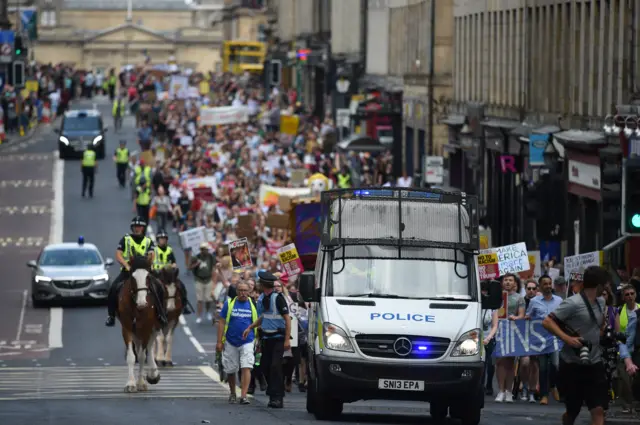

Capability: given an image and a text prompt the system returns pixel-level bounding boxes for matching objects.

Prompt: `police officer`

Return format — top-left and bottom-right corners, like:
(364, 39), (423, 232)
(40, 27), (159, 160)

(135, 176), (152, 226)
(153, 229), (192, 315)
(337, 166), (351, 189)
(113, 140), (129, 188)
(134, 159), (152, 186)
(81, 146), (97, 198)
(105, 216), (166, 327)
(243, 271), (291, 408)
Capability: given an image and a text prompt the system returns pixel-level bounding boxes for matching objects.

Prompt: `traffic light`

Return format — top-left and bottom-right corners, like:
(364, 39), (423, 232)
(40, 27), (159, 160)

(14, 35), (27, 58)
(624, 158), (640, 234)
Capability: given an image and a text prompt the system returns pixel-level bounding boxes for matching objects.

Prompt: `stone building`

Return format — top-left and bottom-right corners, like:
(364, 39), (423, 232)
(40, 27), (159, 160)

(33, 0), (226, 71)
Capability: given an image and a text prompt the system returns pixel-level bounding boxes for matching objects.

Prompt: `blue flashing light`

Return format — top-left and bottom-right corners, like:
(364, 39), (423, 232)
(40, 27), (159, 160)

(353, 189), (395, 197)
(416, 345), (428, 351)
(78, 236), (85, 245)
(352, 189), (442, 200)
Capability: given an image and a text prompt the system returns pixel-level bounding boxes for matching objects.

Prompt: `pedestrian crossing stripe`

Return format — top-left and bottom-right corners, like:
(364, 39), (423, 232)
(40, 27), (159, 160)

(0, 366), (230, 401)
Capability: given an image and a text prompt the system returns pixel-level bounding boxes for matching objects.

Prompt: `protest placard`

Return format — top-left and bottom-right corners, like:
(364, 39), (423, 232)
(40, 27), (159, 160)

(277, 243), (305, 277)
(563, 251), (603, 279)
(179, 226), (207, 252)
(477, 242), (530, 279)
(228, 238), (253, 270)
(493, 319), (563, 357)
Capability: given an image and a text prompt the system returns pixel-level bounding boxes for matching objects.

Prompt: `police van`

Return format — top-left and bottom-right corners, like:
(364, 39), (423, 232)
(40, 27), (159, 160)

(56, 109), (108, 159)
(298, 188), (501, 425)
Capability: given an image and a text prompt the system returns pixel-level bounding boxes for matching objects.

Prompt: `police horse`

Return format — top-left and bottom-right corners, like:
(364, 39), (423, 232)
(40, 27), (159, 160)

(117, 255), (162, 392)
(155, 266), (184, 367)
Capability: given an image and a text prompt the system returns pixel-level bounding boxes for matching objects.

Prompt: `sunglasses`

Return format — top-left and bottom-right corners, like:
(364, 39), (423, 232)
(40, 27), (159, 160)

(526, 287), (537, 291)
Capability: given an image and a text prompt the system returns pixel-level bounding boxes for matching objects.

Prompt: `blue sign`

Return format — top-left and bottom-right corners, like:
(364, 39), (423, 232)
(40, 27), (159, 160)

(529, 134), (549, 167)
(0, 30), (15, 46)
(370, 313), (435, 323)
(539, 240), (561, 263)
(20, 10), (35, 30)
(493, 319), (563, 357)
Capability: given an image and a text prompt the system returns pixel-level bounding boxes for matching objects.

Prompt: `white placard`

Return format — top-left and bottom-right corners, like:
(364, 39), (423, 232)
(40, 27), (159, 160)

(178, 226), (207, 252)
(478, 242), (531, 276)
(563, 251), (602, 279)
(424, 156), (444, 184)
(199, 106), (250, 126)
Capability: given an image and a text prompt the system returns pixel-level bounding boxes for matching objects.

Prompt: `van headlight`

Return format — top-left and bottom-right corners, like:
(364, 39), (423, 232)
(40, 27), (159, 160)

(322, 322), (354, 352)
(92, 135), (103, 145)
(451, 328), (480, 357)
(59, 136), (69, 145)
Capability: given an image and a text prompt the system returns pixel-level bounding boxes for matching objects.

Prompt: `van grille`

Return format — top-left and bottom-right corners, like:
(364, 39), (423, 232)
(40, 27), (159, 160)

(354, 334), (450, 360)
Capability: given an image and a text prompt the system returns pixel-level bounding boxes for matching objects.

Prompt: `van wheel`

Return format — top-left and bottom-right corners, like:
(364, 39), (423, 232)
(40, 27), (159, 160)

(429, 402), (448, 421)
(452, 391), (482, 425)
(310, 376), (343, 420)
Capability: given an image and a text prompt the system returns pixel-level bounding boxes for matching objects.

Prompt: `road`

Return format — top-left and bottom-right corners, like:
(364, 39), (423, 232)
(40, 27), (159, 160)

(0, 97), (621, 424)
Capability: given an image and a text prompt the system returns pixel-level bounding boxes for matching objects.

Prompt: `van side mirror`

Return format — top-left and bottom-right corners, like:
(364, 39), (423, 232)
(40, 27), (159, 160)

(481, 280), (503, 310)
(26, 260), (37, 269)
(104, 258), (114, 266)
(299, 271), (317, 302)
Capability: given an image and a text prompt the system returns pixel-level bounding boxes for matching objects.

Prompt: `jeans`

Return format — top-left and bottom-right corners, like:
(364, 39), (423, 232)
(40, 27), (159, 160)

(484, 340), (496, 389)
(539, 351), (559, 396)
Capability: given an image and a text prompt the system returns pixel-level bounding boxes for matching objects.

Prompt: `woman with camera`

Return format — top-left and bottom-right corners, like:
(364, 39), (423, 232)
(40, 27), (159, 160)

(542, 266), (611, 425)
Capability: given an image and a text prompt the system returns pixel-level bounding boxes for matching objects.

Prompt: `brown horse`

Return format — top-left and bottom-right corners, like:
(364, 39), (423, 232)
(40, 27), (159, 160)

(155, 266), (184, 367)
(117, 255), (162, 392)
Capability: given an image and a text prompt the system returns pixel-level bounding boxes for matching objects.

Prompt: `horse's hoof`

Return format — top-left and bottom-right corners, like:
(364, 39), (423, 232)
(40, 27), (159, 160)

(136, 381), (148, 391)
(165, 361), (174, 367)
(124, 385), (137, 393)
(158, 360), (165, 367)
(146, 374), (161, 385)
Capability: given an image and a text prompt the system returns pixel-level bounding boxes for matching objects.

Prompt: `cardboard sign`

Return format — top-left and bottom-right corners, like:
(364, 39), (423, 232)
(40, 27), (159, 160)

(236, 215), (254, 239)
(266, 213), (290, 229)
(477, 242), (530, 279)
(277, 243), (304, 278)
(563, 251), (603, 279)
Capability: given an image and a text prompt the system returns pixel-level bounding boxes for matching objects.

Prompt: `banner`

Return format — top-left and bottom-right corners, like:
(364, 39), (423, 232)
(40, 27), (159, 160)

(493, 319), (563, 358)
(563, 251), (603, 279)
(184, 176), (219, 199)
(529, 134), (549, 167)
(477, 242), (530, 280)
(259, 184), (311, 207)
(277, 243), (304, 278)
(199, 106), (250, 126)
(293, 203), (322, 256)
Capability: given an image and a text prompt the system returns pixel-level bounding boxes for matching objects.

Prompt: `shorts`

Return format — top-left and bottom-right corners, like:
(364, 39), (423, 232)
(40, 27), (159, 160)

(195, 280), (213, 302)
(222, 341), (255, 374)
(558, 360), (609, 415)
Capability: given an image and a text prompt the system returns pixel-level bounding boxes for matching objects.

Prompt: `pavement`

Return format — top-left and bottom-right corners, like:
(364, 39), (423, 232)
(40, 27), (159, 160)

(0, 95), (635, 424)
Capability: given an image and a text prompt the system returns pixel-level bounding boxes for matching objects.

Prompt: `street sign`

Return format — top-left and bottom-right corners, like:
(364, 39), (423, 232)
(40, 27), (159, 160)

(0, 30), (14, 64)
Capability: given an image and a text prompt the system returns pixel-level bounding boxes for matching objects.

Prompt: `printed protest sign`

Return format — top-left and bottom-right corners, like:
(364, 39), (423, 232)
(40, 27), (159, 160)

(228, 238), (252, 270)
(179, 226), (207, 252)
(518, 251), (542, 280)
(493, 319), (563, 357)
(277, 243), (304, 277)
(563, 251), (603, 279)
(477, 242), (530, 279)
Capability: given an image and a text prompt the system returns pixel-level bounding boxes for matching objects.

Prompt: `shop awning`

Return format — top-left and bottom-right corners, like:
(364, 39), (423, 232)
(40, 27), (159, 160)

(337, 136), (388, 153)
(442, 115), (465, 126)
(515, 124), (562, 143)
(553, 130), (606, 146)
(481, 118), (520, 130)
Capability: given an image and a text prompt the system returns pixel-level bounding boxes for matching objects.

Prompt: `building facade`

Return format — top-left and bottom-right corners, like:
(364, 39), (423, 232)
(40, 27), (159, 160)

(34, 0), (224, 71)
(446, 0), (639, 263)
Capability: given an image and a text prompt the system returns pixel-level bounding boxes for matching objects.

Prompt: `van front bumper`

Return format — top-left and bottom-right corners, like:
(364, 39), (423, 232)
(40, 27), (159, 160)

(314, 354), (484, 403)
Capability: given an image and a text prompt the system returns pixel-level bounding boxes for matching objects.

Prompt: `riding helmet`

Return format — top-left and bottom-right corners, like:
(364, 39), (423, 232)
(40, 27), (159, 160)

(156, 230), (169, 240)
(130, 216), (147, 231)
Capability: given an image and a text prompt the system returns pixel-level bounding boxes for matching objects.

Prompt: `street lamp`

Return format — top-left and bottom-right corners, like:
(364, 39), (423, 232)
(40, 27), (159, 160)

(603, 114), (622, 135)
(623, 116), (638, 138)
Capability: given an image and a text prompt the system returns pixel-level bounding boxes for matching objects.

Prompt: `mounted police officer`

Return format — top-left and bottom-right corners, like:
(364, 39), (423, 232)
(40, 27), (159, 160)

(105, 216), (167, 327)
(153, 229), (192, 315)
(243, 271), (291, 408)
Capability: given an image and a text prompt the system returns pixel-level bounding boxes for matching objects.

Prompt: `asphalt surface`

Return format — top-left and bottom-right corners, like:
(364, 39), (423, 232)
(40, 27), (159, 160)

(0, 96), (628, 424)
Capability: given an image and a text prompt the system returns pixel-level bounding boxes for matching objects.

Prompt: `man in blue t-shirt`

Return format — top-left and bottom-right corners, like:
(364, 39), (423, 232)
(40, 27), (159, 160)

(217, 282), (257, 405)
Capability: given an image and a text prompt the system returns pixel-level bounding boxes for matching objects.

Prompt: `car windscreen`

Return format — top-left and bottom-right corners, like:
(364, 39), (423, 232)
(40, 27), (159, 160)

(63, 116), (101, 132)
(39, 249), (102, 266)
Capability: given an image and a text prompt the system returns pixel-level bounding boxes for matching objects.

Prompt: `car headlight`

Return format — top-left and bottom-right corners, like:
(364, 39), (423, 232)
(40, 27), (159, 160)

(451, 328), (480, 357)
(35, 275), (52, 284)
(92, 135), (103, 145)
(59, 136), (69, 145)
(322, 322), (354, 352)
(93, 273), (109, 284)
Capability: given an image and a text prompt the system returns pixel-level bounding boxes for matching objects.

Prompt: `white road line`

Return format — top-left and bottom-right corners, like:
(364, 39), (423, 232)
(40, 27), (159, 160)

(178, 315), (206, 354)
(15, 290), (27, 343)
(48, 150), (65, 349)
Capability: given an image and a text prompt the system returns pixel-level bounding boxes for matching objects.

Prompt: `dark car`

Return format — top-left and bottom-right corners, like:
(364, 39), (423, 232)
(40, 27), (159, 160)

(55, 109), (108, 159)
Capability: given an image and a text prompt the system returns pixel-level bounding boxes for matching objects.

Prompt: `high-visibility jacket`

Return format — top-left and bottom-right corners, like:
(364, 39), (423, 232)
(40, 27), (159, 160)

(337, 173), (351, 188)
(115, 147), (129, 164)
(82, 150), (96, 167)
(112, 99), (124, 117)
(223, 297), (258, 344)
(153, 246), (173, 270)
(134, 165), (151, 185)
(136, 186), (151, 206)
(122, 235), (152, 264)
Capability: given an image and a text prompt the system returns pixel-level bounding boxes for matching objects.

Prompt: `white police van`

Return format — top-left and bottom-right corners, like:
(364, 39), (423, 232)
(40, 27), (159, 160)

(298, 188), (502, 424)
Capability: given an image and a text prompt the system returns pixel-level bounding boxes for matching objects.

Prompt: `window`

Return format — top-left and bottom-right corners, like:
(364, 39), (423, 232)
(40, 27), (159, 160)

(62, 116), (101, 132)
(40, 249), (102, 266)
(40, 10), (56, 27)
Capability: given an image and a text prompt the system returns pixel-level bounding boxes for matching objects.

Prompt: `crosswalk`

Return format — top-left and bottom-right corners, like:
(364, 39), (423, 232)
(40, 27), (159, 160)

(0, 366), (229, 400)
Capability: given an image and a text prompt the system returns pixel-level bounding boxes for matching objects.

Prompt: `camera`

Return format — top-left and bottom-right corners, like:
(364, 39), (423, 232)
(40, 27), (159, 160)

(602, 328), (627, 345)
(576, 338), (592, 365)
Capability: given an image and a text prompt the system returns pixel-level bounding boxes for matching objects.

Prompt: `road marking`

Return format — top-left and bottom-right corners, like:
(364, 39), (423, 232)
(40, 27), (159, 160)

(15, 290), (27, 343)
(0, 180), (51, 188)
(178, 315), (206, 354)
(48, 150), (64, 350)
(24, 324), (43, 334)
(0, 237), (46, 247)
(0, 206), (52, 215)
(0, 154), (52, 161)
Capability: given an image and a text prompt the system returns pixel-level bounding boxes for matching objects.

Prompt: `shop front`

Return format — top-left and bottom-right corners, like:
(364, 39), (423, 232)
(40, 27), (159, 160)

(553, 131), (607, 255)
